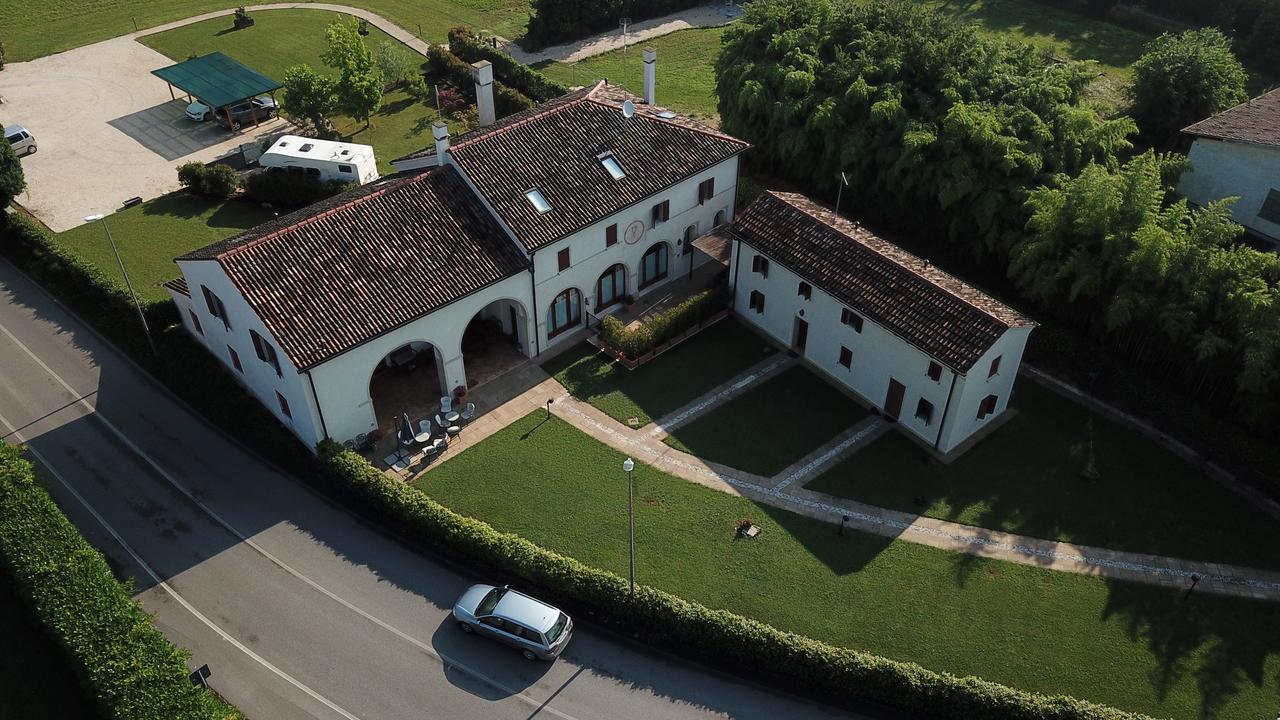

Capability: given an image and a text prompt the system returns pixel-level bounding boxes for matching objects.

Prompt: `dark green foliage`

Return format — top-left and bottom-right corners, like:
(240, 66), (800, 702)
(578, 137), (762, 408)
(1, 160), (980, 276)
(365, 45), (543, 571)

(0, 444), (232, 720)
(177, 162), (240, 198)
(281, 63), (339, 131)
(425, 45), (534, 116)
(323, 18), (384, 126)
(314, 442), (1155, 720)
(598, 287), (730, 359)
(243, 171), (352, 207)
(524, 0), (706, 49)
(1128, 29), (1248, 149)
(1131, 0), (1280, 72)
(0, 139), (25, 209)
(716, 0), (1135, 256)
(446, 26), (571, 102)
(1012, 151), (1280, 427)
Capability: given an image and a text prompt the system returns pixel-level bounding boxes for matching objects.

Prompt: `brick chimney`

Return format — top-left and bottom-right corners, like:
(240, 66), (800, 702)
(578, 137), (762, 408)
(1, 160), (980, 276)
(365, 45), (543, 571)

(473, 60), (496, 127)
(643, 48), (656, 105)
(432, 121), (449, 166)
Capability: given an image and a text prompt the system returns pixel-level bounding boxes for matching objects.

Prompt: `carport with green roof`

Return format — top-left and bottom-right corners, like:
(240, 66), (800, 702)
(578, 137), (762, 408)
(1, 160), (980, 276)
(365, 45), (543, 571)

(151, 52), (281, 129)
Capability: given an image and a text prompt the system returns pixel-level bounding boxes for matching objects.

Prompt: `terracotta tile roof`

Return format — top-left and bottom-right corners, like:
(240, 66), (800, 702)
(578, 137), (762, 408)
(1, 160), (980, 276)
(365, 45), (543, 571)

(396, 82), (748, 252)
(732, 192), (1034, 372)
(177, 167), (529, 369)
(1182, 88), (1280, 147)
(162, 276), (190, 297)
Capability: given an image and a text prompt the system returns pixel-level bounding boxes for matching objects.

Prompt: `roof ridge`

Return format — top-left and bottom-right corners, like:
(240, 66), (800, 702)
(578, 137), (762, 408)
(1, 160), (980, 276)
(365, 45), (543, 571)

(451, 81), (603, 152)
(765, 191), (1026, 328)
(582, 92), (744, 145)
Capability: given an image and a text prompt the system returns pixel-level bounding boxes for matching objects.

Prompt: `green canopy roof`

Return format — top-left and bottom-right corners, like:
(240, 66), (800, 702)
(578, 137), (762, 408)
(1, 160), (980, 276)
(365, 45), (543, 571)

(151, 52), (280, 109)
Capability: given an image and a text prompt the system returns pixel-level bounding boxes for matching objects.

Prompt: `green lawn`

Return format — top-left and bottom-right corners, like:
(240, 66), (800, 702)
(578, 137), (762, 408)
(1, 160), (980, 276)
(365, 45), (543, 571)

(805, 380), (1280, 570)
(1, 0), (529, 63)
(663, 365), (868, 477)
(0, 581), (102, 719)
(50, 194), (276, 303)
(541, 318), (776, 427)
(417, 411), (1280, 720)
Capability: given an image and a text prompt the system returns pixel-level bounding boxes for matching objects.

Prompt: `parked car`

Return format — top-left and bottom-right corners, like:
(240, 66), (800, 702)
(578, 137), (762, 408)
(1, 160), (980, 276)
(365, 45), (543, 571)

(452, 584), (573, 661)
(187, 96), (277, 128)
(185, 99), (214, 122)
(4, 124), (36, 156)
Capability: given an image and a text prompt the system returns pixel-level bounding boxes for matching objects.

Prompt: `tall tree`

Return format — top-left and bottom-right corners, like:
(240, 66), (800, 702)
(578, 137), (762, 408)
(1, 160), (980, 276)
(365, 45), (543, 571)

(1128, 28), (1248, 149)
(323, 18), (385, 127)
(280, 64), (339, 132)
(0, 140), (25, 209)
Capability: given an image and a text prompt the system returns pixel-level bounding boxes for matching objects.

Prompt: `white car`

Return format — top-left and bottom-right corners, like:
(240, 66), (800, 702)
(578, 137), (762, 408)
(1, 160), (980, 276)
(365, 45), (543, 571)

(186, 99), (214, 122)
(186, 96), (277, 123)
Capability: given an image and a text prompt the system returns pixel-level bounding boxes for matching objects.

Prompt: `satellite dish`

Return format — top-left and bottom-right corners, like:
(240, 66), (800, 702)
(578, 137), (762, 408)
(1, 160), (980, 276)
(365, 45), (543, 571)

(621, 99), (635, 119)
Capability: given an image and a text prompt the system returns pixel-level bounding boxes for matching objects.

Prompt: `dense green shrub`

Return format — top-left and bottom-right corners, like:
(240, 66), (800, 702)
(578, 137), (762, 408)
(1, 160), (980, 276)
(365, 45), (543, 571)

(426, 46), (535, 117)
(598, 287), (730, 359)
(446, 27), (571, 102)
(178, 163), (240, 198)
(0, 444), (233, 720)
(1130, 0), (1280, 71)
(0, 137), (25, 209)
(314, 442), (1154, 720)
(177, 161), (206, 192)
(243, 170), (352, 208)
(1128, 29), (1248, 148)
(524, 0), (706, 49)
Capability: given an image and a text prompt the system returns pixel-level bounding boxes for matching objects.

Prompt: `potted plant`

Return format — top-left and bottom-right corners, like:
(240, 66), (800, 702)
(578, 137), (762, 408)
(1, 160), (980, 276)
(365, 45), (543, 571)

(452, 384), (469, 404)
(736, 518), (759, 538)
(233, 6), (254, 28)
(358, 18), (370, 35)
(621, 294), (636, 311)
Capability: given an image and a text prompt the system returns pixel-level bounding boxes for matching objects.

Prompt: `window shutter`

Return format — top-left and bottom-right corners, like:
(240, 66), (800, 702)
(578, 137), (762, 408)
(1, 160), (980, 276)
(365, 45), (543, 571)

(228, 346), (242, 373)
(276, 391), (292, 420)
(706, 177), (714, 199)
(606, 223), (618, 247)
(189, 310), (203, 335)
(839, 346), (852, 368)
(756, 291), (765, 313)
(798, 282), (811, 299)
(928, 361), (942, 381)
(250, 330), (266, 361)
(558, 248), (571, 271)
(661, 200), (670, 222)
(989, 355), (1001, 378)
(202, 286), (218, 316)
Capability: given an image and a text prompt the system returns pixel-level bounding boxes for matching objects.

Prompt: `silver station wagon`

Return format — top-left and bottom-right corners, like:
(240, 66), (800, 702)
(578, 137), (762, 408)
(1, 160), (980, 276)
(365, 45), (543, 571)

(452, 584), (573, 661)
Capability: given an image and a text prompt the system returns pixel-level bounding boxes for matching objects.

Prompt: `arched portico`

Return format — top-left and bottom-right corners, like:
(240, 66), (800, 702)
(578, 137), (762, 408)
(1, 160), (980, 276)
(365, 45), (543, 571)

(461, 297), (532, 388)
(367, 340), (446, 441)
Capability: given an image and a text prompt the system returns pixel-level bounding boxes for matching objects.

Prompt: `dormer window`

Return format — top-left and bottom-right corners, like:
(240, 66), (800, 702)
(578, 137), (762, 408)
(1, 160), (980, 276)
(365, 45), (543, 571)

(599, 153), (625, 180)
(525, 188), (552, 214)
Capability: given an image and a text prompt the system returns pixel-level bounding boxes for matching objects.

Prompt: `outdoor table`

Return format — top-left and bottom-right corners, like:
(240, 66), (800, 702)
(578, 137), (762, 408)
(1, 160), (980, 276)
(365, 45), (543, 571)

(445, 411), (461, 424)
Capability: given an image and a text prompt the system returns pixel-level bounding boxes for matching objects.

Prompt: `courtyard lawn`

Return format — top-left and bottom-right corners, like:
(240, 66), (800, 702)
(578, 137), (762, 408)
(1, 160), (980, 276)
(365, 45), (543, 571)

(49, 194), (276, 303)
(804, 380), (1280, 570)
(541, 318), (776, 427)
(417, 411), (1280, 720)
(663, 365), (868, 477)
(0, 581), (102, 719)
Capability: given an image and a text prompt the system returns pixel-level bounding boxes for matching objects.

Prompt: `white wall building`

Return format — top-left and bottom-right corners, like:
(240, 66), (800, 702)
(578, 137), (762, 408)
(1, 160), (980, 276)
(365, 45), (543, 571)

(1178, 88), (1280, 249)
(726, 192), (1036, 455)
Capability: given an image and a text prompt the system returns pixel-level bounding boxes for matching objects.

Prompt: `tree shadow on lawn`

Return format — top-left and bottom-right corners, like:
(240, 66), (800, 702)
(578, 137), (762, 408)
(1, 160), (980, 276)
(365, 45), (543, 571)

(750, 501), (899, 576)
(1101, 579), (1280, 719)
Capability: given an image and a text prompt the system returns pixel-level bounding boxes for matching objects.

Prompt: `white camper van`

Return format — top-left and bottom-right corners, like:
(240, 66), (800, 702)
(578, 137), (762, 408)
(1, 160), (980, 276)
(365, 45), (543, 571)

(259, 135), (379, 185)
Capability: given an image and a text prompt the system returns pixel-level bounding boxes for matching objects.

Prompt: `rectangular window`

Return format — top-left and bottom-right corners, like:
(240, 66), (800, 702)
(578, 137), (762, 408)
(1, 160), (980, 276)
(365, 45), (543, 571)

(683, 223), (698, 244)
(251, 330), (282, 377)
(525, 187), (552, 214)
(557, 248), (571, 272)
(751, 254), (769, 277)
(650, 200), (669, 228)
(927, 361), (942, 382)
(798, 281), (812, 300)
(697, 177), (715, 205)
(1259, 188), (1280, 224)
(915, 398), (934, 425)
(188, 310), (203, 336)
(841, 308), (863, 333)
(228, 346), (242, 373)
(337, 164), (353, 174)
(977, 394), (998, 420)
(605, 223), (618, 247)
(201, 286), (230, 330)
(989, 355), (1001, 378)
(838, 346), (852, 369)
(276, 391), (292, 420)
(748, 290), (765, 314)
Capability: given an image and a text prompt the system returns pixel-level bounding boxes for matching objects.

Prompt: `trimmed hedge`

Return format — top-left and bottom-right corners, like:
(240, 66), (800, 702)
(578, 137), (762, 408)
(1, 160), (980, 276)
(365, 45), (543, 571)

(315, 442), (1154, 720)
(599, 287), (730, 359)
(0, 444), (232, 720)
(446, 27), (571, 102)
(426, 45), (535, 118)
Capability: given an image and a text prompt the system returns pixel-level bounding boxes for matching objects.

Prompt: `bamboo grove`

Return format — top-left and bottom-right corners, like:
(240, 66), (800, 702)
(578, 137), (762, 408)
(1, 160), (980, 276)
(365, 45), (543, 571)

(715, 0), (1280, 430)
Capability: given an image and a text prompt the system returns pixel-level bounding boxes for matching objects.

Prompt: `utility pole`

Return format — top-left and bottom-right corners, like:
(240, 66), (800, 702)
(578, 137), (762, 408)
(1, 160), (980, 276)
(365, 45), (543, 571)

(834, 171), (848, 215)
(86, 213), (155, 355)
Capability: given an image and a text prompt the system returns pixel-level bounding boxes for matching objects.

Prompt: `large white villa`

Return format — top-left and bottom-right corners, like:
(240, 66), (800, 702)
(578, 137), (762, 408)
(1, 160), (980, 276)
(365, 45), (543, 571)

(165, 58), (1033, 454)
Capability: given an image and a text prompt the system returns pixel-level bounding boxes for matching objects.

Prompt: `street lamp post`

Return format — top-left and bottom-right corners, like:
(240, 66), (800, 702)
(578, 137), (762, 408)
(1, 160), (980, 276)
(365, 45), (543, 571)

(622, 457), (635, 595)
(86, 213), (155, 355)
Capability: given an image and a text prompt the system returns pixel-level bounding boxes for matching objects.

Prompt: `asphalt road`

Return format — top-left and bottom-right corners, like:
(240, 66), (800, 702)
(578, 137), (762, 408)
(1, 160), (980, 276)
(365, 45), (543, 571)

(0, 257), (867, 720)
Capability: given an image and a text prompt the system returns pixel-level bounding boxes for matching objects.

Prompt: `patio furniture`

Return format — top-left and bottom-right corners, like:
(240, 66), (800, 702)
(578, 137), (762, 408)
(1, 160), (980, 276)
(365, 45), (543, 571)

(435, 413), (448, 431)
(440, 395), (453, 414)
(423, 434), (447, 458)
(388, 345), (417, 371)
(460, 402), (476, 422)
(444, 410), (461, 424)
(414, 419), (433, 445)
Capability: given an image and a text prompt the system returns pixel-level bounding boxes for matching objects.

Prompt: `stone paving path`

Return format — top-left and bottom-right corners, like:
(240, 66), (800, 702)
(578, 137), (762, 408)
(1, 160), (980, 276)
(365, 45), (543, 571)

(401, 356), (1280, 600)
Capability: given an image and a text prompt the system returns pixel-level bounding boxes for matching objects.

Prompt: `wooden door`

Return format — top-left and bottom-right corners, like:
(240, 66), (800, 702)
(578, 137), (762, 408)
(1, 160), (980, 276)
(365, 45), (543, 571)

(884, 378), (906, 421)
(792, 317), (809, 353)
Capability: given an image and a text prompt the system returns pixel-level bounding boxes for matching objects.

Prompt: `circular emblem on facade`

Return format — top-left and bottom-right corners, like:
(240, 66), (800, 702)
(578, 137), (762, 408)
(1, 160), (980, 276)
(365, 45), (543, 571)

(623, 220), (645, 245)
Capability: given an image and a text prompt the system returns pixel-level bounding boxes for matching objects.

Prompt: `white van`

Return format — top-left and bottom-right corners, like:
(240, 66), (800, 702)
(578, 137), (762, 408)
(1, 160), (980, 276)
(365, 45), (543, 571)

(5, 125), (36, 156)
(259, 135), (379, 185)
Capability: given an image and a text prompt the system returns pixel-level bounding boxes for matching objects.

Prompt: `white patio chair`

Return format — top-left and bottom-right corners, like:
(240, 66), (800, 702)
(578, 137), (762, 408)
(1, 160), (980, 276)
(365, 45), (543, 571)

(460, 402), (476, 422)
(435, 413), (448, 431)
(440, 395), (453, 414)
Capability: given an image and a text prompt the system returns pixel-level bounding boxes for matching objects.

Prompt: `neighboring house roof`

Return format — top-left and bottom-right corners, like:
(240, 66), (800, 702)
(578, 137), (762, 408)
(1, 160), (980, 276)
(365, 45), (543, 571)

(150, 52), (280, 110)
(177, 166), (530, 369)
(731, 192), (1034, 372)
(395, 82), (749, 252)
(163, 276), (190, 298)
(1182, 88), (1280, 147)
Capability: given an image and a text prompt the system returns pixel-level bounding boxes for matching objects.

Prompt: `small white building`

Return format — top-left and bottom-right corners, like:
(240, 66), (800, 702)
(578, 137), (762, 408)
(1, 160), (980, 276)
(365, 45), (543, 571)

(1178, 88), (1280, 249)
(260, 135), (380, 184)
(726, 192), (1036, 456)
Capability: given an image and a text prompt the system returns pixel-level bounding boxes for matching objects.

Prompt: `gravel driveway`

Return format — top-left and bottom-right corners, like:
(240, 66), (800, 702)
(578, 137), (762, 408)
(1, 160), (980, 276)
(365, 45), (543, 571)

(0, 35), (288, 232)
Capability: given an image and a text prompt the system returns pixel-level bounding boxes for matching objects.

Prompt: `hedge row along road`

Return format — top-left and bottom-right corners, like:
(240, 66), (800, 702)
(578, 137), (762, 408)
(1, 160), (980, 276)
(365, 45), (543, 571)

(0, 256), (867, 719)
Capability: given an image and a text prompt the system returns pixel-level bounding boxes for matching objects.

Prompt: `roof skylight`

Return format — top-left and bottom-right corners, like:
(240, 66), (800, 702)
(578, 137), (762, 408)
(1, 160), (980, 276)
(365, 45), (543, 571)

(599, 153), (626, 180)
(525, 188), (552, 213)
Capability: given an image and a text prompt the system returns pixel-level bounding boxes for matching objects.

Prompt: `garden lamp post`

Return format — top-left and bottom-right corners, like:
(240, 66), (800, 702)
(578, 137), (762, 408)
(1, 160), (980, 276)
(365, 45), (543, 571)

(1082, 370), (1099, 481)
(622, 457), (636, 595)
(85, 213), (155, 355)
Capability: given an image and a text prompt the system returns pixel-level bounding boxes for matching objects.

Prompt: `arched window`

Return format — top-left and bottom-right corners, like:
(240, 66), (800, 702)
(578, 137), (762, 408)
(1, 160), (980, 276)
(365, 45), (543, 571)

(595, 264), (627, 310)
(547, 288), (582, 338)
(640, 242), (669, 289)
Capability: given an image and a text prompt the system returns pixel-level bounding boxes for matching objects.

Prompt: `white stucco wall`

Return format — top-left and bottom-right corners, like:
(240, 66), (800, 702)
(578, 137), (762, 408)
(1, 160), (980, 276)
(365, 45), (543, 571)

(175, 259), (323, 449)
(1179, 138), (1280, 240)
(730, 241), (1031, 453)
(529, 156), (739, 350)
